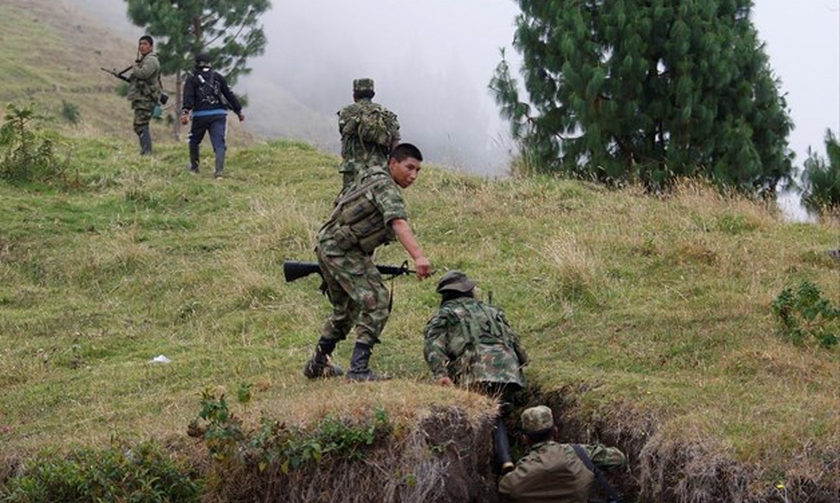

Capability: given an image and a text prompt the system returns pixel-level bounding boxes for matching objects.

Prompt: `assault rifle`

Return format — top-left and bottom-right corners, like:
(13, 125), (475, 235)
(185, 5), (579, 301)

(100, 65), (132, 83)
(284, 260), (415, 284)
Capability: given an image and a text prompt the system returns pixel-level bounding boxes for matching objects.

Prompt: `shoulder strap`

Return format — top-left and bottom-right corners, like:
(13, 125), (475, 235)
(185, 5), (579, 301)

(571, 444), (623, 503)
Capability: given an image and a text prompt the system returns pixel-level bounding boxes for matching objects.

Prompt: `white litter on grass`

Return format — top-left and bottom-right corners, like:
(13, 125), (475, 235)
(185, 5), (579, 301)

(149, 355), (171, 364)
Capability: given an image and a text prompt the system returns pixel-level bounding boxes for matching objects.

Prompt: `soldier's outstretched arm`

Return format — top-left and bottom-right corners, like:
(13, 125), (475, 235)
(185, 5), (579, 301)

(391, 218), (431, 279)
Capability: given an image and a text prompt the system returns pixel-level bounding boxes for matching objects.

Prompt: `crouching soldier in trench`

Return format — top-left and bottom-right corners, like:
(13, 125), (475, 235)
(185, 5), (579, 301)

(303, 143), (432, 381)
(423, 271), (528, 473)
(499, 405), (626, 503)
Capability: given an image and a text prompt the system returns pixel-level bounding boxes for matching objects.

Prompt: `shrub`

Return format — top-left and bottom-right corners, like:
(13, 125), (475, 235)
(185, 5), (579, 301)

(0, 103), (69, 184)
(60, 100), (80, 124)
(772, 281), (839, 348)
(0, 442), (200, 501)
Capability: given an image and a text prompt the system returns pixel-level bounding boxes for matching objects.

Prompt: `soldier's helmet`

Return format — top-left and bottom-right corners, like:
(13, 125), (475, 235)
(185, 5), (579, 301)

(353, 78), (375, 94)
(521, 405), (554, 433)
(436, 270), (477, 294)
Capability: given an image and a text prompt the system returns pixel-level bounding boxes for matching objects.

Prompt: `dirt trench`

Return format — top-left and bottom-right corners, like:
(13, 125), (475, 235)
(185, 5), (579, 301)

(206, 385), (839, 503)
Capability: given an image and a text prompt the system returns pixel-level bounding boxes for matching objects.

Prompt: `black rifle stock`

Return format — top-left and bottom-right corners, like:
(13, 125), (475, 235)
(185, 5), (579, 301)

(100, 66), (132, 83)
(283, 260), (414, 283)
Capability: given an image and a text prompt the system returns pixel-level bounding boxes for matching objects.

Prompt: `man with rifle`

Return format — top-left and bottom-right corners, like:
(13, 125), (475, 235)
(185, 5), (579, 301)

(423, 270), (529, 474)
(124, 35), (162, 155)
(303, 143), (432, 381)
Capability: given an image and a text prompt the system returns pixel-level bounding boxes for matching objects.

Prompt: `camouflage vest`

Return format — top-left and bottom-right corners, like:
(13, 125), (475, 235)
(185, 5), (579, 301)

(440, 298), (526, 387)
(327, 174), (395, 254)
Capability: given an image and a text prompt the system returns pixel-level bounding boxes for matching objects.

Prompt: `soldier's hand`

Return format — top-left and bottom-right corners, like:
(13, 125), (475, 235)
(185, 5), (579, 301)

(237, 113), (245, 122)
(414, 256), (432, 280)
(179, 113), (189, 125)
(435, 376), (453, 387)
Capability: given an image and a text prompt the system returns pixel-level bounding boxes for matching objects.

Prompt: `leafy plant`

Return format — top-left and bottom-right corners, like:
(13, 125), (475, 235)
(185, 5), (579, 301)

(0, 442), (199, 501)
(189, 388), (391, 474)
(772, 281), (840, 347)
(0, 103), (68, 184)
(60, 100), (80, 124)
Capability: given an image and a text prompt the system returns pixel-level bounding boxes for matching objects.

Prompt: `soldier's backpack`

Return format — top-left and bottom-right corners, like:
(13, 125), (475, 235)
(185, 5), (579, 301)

(342, 104), (394, 149)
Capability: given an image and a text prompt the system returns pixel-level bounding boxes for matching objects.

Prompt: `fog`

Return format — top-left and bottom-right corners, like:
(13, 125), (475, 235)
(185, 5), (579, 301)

(239, 0), (521, 176)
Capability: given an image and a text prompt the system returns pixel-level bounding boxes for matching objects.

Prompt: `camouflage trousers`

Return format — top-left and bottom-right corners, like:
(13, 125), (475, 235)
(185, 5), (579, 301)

(316, 247), (390, 346)
(132, 99), (154, 135)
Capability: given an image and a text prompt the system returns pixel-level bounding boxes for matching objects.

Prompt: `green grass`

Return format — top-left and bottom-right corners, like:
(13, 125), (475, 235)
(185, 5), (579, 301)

(0, 134), (837, 499)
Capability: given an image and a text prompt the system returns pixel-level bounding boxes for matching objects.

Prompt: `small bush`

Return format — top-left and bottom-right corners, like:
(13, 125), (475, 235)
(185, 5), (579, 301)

(60, 100), (80, 124)
(189, 388), (392, 474)
(0, 442), (200, 501)
(0, 103), (69, 184)
(772, 281), (839, 348)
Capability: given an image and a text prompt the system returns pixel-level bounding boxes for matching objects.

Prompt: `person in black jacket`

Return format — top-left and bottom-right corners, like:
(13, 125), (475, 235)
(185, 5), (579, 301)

(180, 53), (244, 179)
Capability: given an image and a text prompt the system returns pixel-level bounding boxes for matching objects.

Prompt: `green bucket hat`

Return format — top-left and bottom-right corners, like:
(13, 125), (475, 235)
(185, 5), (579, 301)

(436, 270), (477, 294)
(521, 405), (554, 433)
(353, 78), (375, 93)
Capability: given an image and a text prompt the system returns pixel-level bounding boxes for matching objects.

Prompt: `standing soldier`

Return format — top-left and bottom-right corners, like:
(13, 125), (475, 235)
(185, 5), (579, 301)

(423, 271), (529, 473)
(127, 35), (161, 155)
(336, 78), (400, 196)
(499, 405), (626, 502)
(179, 52), (245, 180)
(303, 143), (432, 381)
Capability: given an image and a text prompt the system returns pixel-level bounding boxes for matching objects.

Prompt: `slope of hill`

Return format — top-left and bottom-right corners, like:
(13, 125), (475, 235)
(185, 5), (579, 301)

(0, 132), (837, 501)
(0, 0), (252, 146)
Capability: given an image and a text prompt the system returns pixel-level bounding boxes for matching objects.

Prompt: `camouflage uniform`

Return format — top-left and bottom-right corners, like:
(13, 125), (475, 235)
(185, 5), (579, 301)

(127, 51), (161, 154)
(316, 164), (408, 347)
(424, 271), (528, 473)
(337, 78), (400, 194)
(499, 406), (627, 503)
(423, 294), (528, 389)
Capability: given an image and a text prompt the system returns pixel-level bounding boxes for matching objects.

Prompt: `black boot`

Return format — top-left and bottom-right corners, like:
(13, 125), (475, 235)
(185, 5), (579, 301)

(346, 342), (389, 381)
(303, 337), (343, 379)
(138, 127), (152, 155)
(188, 143), (200, 173)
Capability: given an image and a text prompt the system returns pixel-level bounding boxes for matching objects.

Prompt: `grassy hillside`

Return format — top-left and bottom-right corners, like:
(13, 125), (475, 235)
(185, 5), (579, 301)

(0, 0), (250, 146)
(0, 132), (837, 500)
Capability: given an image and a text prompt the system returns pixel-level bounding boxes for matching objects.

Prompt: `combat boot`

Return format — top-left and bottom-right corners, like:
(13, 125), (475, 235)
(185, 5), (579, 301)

(303, 337), (344, 379)
(346, 342), (390, 381)
(138, 127), (152, 155)
(188, 143), (200, 173)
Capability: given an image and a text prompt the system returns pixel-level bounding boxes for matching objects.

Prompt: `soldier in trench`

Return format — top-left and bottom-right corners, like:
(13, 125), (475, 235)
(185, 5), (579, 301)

(423, 270), (528, 473)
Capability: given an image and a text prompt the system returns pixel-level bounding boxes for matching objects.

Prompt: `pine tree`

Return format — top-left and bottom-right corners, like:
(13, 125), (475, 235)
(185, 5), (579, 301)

(801, 129), (840, 212)
(491, 0), (793, 193)
(124, 0), (270, 138)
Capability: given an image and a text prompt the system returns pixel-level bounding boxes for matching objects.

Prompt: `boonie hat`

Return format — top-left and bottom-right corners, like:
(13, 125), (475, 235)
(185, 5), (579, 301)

(436, 270), (477, 294)
(521, 405), (554, 433)
(353, 78), (375, 93)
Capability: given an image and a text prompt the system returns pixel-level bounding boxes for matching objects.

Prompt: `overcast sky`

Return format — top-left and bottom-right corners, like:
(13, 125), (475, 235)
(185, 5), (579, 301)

(241, 1), (839, 180)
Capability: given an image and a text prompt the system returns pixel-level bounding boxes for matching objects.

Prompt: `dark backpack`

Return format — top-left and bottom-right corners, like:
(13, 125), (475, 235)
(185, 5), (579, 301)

(194, 71), (222, 107)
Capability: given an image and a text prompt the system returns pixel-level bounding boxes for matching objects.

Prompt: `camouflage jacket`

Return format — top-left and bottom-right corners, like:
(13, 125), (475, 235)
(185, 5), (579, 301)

(498, 441), (626, 503)
(337, 99), (400, 174)
(423, 297), (528, 387)
(317, 165), (407, 256)
(127, 52), (161, 103)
